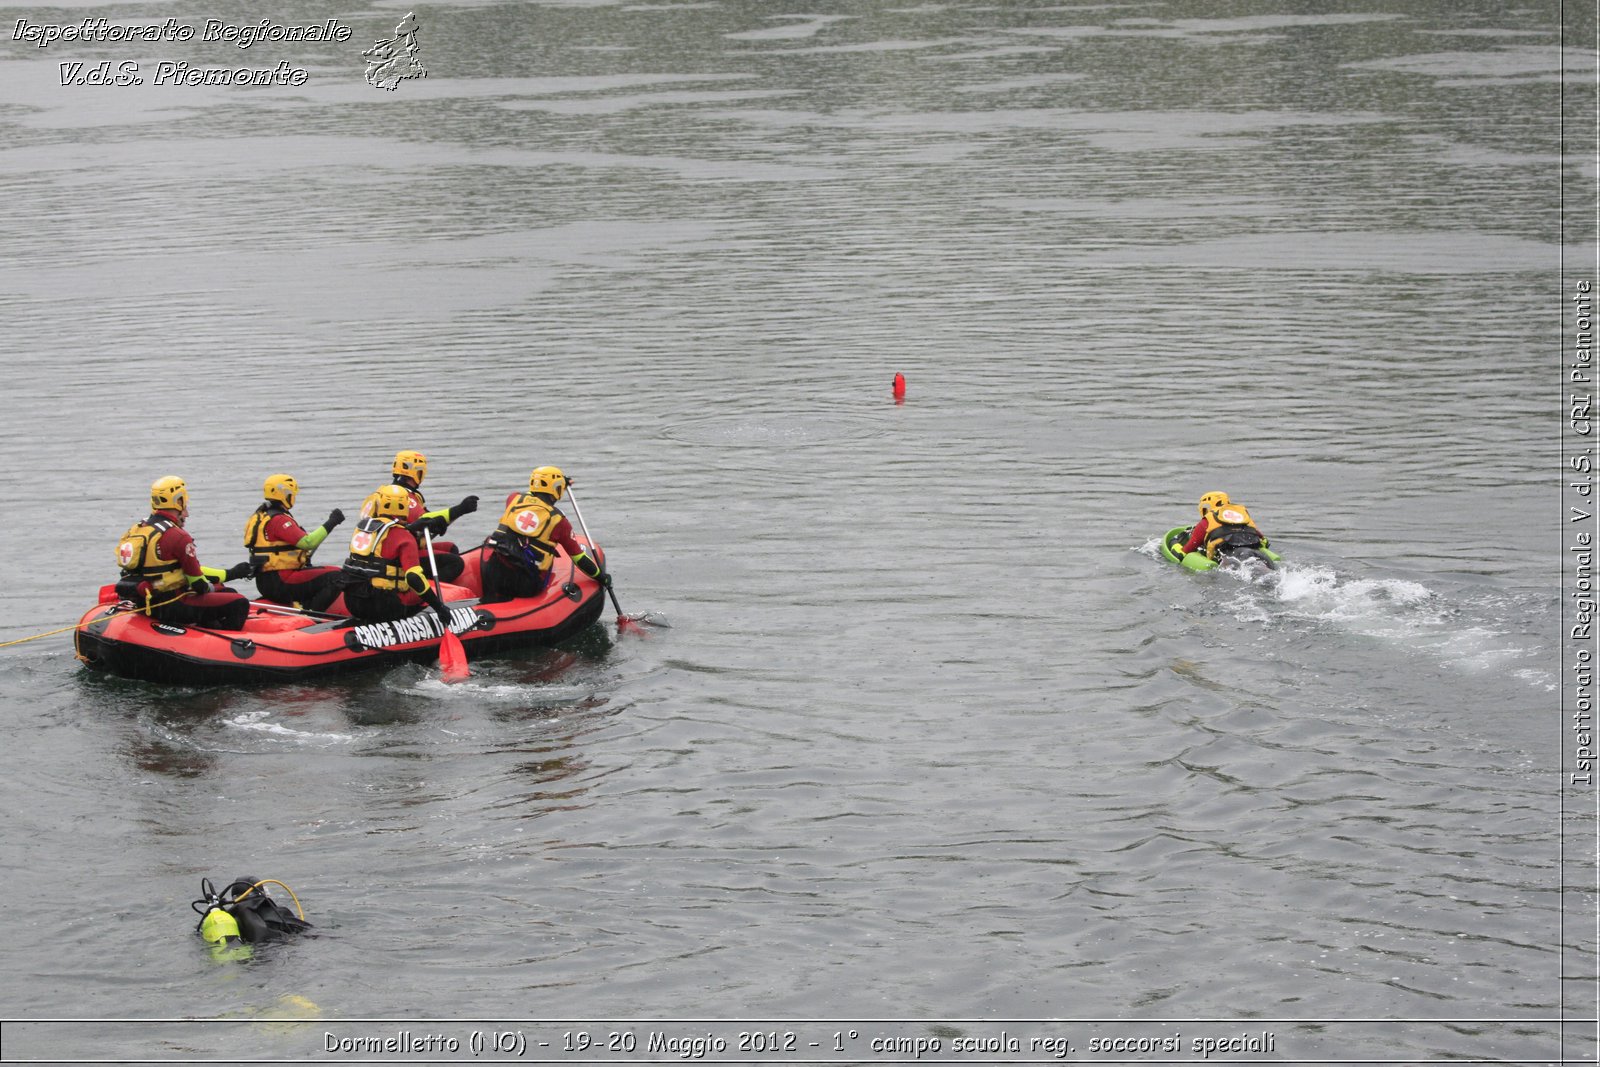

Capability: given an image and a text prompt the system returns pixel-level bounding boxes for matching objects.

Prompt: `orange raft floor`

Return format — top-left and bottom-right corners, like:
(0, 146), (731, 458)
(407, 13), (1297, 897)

(75, 544), (605, 685)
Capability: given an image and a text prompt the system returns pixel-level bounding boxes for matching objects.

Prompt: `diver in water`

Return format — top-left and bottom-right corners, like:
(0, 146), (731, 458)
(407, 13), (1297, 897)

(193, 876), (313, 960)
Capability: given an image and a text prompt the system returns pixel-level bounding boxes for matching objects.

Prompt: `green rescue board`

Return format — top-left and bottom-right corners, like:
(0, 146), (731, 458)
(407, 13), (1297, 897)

(1159, 527), (1281, 572)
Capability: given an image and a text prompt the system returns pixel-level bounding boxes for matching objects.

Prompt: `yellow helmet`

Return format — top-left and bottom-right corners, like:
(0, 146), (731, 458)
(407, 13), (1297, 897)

(263, 473), (298, 509)
(199, 908), (241, 944)
(392, 450), (427, 485)
(151, 475), (189, 513)
(1198, 491), (1230, 515)
(528, 466), (568, 501)
(372, 483), (413, 519)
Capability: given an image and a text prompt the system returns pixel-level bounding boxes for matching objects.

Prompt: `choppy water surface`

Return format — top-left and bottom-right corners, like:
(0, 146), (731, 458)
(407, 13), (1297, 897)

(0, 0), (1593, 1062)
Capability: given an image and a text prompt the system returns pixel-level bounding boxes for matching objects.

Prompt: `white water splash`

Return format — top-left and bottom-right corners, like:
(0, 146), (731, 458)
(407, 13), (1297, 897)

(226, 709), (355, 745)
(1268, 563), (1438, 625)
(397, 674), (593, 706)
(1224, 562), (1552, 689)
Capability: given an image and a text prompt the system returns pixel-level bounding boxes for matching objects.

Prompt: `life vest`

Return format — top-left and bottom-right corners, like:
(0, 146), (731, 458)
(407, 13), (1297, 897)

(341, 517), (406, 591)
(488, 494), (562, 573)
(116, 516), (186, 594)
(243, 504), (309, 572)
(1203, 503), (1264, 559)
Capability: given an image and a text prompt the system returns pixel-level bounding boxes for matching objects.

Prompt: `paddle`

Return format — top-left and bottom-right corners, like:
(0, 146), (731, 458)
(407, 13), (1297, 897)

(424, 528), (469, 680)
(248, 601), (345, 621)
(563, 486), (643, 633)
(103, 580), (348, 622)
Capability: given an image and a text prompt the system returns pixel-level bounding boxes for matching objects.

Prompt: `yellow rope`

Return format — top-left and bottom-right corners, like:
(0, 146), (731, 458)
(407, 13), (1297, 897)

(234, 879), (307, 920)
(0, 591), (189, 648)
(0, 622), (98, 648)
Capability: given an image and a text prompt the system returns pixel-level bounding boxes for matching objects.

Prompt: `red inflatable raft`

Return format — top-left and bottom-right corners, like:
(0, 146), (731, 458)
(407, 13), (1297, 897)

(75, 544), (605, 685)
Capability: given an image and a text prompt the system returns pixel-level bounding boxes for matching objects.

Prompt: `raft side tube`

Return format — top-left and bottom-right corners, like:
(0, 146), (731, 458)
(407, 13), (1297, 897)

(75, 549), (607, 685)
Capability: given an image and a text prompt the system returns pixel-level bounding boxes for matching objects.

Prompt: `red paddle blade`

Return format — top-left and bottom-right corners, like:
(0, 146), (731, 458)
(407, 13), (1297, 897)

(439, 629), (469, 680)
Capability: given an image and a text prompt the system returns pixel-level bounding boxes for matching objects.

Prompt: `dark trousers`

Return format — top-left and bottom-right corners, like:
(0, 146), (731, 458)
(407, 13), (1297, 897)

(479, 552), (549, 604)
(342, 583), (426, 623)
(422, 548), (464, 584)
(255, 567), (344, 613)
(153, 590), (250, 631)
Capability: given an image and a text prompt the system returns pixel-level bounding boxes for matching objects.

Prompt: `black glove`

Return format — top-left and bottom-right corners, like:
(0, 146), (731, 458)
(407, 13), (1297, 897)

(224, 562), (253, 582)
(600, 572), (613, 589)
(323, 508), (345, 531)
(453, 495), (479, 517)
(408, 515), (448, 539)
(422, 588), (451, 628)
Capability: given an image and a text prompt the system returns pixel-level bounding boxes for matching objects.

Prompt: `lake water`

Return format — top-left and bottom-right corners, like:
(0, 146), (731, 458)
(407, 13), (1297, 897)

(0, 0), (1595, 1062)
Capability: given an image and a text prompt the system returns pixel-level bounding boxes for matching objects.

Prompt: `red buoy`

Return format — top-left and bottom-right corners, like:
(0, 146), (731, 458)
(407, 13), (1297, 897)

(892, 372), (906, 401)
